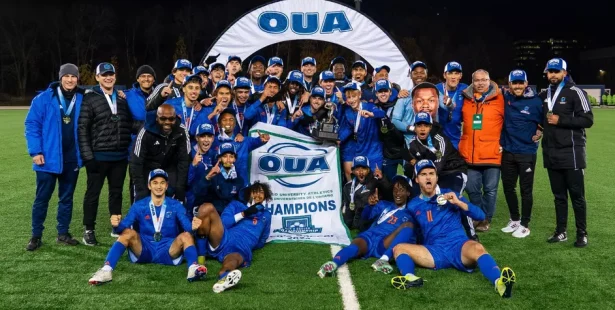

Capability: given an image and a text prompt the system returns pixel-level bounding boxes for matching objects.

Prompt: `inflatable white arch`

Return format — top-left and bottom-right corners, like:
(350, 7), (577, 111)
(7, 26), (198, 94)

(204, 0), (411, 84)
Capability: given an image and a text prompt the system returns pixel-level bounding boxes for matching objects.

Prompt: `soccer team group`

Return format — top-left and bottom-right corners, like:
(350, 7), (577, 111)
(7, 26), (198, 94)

(24, 51), (593, 297)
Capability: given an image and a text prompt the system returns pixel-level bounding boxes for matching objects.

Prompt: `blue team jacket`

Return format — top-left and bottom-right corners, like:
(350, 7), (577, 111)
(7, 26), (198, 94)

(221, 200), (272, 251)
(124, 82), (150, 121)
(501, 87), (543, 154)
(339, 102), (385, 162)
(436, 83), (468, 149)
(25, 82), (83, 173)
(114, 196), (192, 240)
(213, 135), (265, 186)
(164, 97), (210, 143)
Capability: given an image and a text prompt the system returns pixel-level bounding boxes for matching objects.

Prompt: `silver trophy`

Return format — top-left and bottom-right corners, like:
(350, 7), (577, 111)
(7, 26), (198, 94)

(311, 101), (339, 141)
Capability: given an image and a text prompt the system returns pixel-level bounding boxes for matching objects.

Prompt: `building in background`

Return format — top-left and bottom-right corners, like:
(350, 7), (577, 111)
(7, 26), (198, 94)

(514, 38), (584, 86)
(579, 46), (615, 91)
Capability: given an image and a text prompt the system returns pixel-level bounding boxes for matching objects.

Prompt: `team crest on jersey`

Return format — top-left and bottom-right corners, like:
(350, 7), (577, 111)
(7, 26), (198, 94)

(560, 97), (566, 103)
(521, 106), (530, 115)
(231, 186), (237, 194)
(165, 211), (172, 218)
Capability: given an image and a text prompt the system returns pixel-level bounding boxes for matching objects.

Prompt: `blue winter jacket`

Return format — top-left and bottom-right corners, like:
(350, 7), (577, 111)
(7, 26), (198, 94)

(501, 87), (543, 154)
(25, 82), (84, 173)
(436, 83), (468, 149)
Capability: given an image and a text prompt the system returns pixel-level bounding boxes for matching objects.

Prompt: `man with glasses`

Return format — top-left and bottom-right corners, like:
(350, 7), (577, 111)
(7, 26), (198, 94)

(458, 70), (504, 232)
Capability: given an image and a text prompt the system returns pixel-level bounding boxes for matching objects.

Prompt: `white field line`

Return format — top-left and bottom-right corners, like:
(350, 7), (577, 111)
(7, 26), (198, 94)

(330, 245), (360, 310)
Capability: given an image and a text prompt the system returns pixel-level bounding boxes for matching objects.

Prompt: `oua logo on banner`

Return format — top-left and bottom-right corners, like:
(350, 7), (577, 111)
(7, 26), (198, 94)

(249, 123), (351, 246)
(204, 0), (410, 85)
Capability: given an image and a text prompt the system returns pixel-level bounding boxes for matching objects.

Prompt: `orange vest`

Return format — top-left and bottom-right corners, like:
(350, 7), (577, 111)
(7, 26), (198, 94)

(458, 83), (504, 166)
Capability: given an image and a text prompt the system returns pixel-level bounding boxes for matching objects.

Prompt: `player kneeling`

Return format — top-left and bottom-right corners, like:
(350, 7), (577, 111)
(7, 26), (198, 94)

(88, 169), (206, 285)
(194, 181), (272, 293)
(390, 160), (516, 298)
(318, 176), (416, 277)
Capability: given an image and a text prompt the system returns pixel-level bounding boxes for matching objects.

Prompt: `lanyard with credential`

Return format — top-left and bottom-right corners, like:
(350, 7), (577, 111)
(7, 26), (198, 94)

(149, 199), (167, 237)
(264, 102), (277, 124)
(182, 99), (195, 129)
(547, 81), (565, 112)
(103, 91), (117, 115)
(233, 102), (244, 130)
(349, 178), (364, 205)
(57, 87), (77, 117)
(354, 102), (363, 135)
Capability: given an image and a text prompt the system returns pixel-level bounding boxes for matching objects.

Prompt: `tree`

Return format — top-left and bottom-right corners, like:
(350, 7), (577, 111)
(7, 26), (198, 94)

(175, 4), (206, 62)
(173, 36), (188, 61)
(0, 9), (40, 96)
(68, 4), (116, 67)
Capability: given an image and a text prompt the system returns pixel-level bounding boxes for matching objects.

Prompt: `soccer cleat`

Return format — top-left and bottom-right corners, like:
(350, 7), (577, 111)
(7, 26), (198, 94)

(391, 273), (423, 289)
(57, 233), (79, 246)
(187, 264), (208, 282)
(83, 230), (99, 246)
(547, 231), (567, 243)
(317, 261), (338, 278)
(371, 259), (393, 274)
(475, 220), (491, 232)
(26, 237), (42, 251)
(574, 233), (588, 248)
(88, 268), (112, 285)
(512, 225), (530, 238)
(501, 220), (521, 233)
(495, 267), (516, 298)
(110, 230), (120, 238)
(212, 270), (242, 293)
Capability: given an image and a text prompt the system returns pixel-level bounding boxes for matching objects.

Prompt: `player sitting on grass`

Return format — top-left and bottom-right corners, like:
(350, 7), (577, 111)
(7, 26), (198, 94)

(88, 169), (207, 285)
(390, 160), (516, 298)
(318, 176), (416, 278)
(193, 181), (272, 293)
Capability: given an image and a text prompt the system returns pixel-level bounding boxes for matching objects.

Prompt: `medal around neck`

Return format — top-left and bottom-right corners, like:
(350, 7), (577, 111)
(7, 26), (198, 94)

(154, 232), (162, 242)
(436, 195), (447, 206)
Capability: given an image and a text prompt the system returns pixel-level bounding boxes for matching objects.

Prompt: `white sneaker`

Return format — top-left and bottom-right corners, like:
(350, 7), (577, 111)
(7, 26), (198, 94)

(110, 230), (119, 238)
(213, 270), (242, 293)
(512, 225), (530, 238)
(501, 220), (521, 233)
(187, 264), (208, 282)
(88, 268), (112, 285)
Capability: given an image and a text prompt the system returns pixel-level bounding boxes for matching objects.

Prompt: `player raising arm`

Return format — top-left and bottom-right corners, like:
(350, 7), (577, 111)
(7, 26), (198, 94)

(88, 169), (206, 285)
(391, 160), (516, 298)
(193, 181), (273, 293)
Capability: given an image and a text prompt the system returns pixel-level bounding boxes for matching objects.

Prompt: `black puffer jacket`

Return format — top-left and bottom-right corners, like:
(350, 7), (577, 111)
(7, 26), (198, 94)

(377, 100), (405, 160)
(78, 86), (141, 162)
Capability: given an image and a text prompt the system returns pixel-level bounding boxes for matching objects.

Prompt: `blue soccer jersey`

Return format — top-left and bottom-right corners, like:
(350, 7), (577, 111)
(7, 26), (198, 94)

(407, 187), (485, 245)
(114, 197), (192, 242)
(357, 201), (416, 258)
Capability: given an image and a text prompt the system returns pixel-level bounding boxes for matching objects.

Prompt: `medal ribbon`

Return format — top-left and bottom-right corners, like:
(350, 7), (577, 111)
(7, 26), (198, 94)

(349, 178), (364, 205)
(149, 199), (167, 235)
(182, 99), (196, 129)
(103, 91), (117, 115)
(233, 101), (244, 130)
(57, 87), (77, 117)
(547, 81), (564, 112)
(354, 102), (363, 134)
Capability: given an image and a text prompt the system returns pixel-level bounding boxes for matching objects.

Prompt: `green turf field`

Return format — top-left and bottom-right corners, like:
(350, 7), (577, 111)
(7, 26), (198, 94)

(1, 109), (613, 310)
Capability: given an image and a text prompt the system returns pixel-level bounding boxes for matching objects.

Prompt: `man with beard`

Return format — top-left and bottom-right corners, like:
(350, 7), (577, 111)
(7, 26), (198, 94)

(281, 70), (308, 117)
(88, 169), (207, 285)
(318, 177), (416, 278)
(146, 59), (192, 111)
(248, 55), (266, 93)
(130, 104), (190, 203)
(301, 57), (318, 91)
(436, 62), (467, 149)
(390, 160), (516, 298)
(539, 58), (593, 247)
(499, 70), (543, 239)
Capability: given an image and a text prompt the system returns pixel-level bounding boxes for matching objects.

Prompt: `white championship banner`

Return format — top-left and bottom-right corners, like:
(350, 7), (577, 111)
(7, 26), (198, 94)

(249, 123), (351, 246)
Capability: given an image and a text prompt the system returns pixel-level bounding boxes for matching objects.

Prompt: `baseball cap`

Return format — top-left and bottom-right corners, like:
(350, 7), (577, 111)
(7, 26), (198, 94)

(375, 79), (392, 92)
(210, 62), (225, 72)
(343, 82), (361, 92)
(218, 142), (236, 157)
(148, 168), (169, 182)
(268, 57), (284, 67)
(319, 70), (335, 81)
(192, 65), (209, 76)
(413, 112), (433, 125)
(173, 59), (192, 70)
(196, 123), (215, 136)
(414, 159), (436, 176)
(508, 69), (528, 82)
(182, 74), (202, 86)
(311, 86), (325, 98)
(215, 80), (232, 90)
(352, 156), (370, 169)
(227, 55), (242, 64)
(410, 61), (427, 71)
(545, 58), (567, 71)
(96, 62), (116, 75)
(330, 56), (346, 69)
(374, 65), (390, 75)
(249, 55), (266, 67)
(411, 82), (440, 98)
(286, 70), (305, 85)
(234, 76), (252, 89)
(444, 61), (462, 73)
(302, 57), (316, 66)
(264, 75), (282, 86)
(352, 60), (367, 70)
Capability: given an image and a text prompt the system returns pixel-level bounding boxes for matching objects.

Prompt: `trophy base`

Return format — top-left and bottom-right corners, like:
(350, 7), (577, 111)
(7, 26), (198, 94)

(311, 129), (339, 141)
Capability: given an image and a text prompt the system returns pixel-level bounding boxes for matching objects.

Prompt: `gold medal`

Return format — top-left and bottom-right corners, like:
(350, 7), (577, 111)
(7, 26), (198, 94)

(436, 195), (447, 206)
(546, 111), (553, 118)
(349, 202), (355, 211)
(62, 116), (71, 124)
(435, 150), (442, 159)
(380, 126), (388, 134)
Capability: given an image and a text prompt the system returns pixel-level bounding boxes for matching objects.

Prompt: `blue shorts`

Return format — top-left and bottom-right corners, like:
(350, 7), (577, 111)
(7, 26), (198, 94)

(341, 140), (357, 162)
(356, 231), (387, 258)
(424, 239), (473, 272)
(128, 237), (183, 266)
(208, 227), (253, 267)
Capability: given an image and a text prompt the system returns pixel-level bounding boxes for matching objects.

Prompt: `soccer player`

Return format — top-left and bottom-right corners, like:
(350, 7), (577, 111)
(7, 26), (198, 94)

(390, 160), (516, 298)
(88, 169), (206, 285)
(194, 181), (273, 293)
(317, 176), (416, 277)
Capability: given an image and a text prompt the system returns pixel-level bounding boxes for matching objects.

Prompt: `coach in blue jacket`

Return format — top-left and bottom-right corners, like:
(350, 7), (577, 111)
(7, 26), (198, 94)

(24, 63), (84, 251)
(499, 70), (543, 239)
